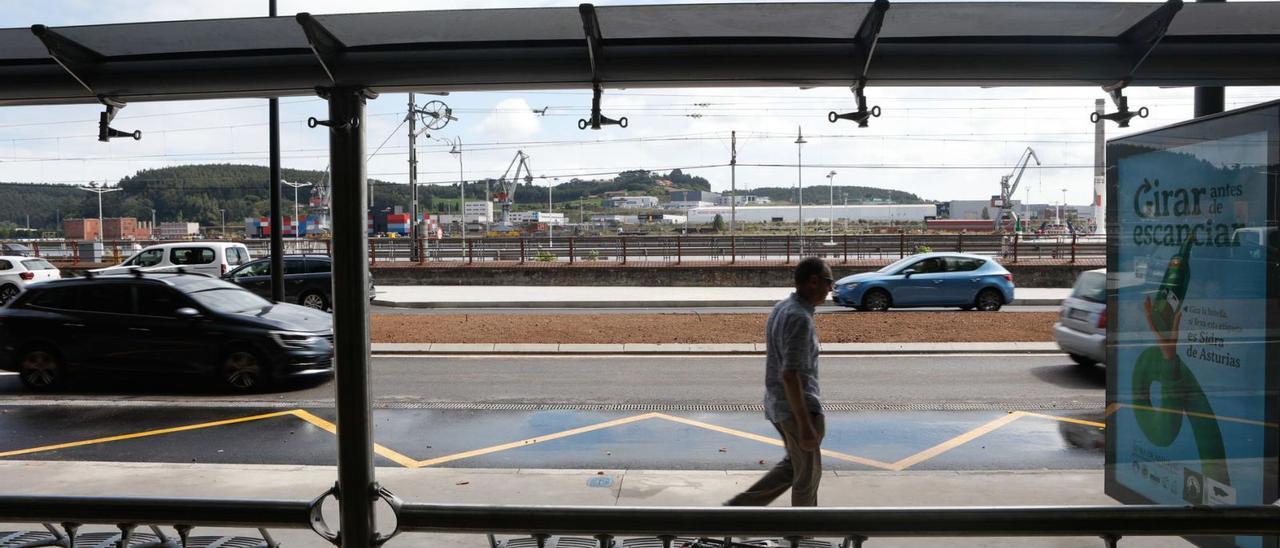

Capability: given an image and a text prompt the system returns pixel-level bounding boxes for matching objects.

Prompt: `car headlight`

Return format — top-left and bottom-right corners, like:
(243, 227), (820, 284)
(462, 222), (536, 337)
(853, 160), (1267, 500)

(842, 282), (860, 290)
(271, 331), (322, 348)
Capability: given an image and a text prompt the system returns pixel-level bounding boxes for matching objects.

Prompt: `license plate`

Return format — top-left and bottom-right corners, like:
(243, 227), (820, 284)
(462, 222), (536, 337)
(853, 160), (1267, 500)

(1069, 308), (1090, 321)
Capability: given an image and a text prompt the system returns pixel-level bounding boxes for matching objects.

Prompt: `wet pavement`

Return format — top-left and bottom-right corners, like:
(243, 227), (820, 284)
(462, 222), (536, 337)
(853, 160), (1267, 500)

(0, 406), (1104, 470)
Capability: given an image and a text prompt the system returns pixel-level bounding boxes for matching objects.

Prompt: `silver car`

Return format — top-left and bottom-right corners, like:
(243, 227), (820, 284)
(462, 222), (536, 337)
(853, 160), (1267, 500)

(1053, 268), (1106, 366)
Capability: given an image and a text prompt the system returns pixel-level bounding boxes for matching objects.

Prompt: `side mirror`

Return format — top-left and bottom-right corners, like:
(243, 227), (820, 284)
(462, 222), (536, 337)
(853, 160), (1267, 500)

(175, 307), (202, 319)
(902, 269), (917, 278)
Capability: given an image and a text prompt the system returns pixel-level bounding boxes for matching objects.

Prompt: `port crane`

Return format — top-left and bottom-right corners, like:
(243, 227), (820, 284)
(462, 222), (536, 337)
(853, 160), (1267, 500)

(492, 150), (534, 231)
(995, 147), (1040, 234)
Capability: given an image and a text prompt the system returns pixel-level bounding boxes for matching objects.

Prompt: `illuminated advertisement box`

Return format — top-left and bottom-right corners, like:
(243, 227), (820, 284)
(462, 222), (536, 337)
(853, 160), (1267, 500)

(1107, 100), (1279, 548)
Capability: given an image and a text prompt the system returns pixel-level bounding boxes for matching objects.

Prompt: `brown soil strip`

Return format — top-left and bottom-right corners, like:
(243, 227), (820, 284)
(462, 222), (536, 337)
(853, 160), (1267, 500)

(370, 312), (1057, 344)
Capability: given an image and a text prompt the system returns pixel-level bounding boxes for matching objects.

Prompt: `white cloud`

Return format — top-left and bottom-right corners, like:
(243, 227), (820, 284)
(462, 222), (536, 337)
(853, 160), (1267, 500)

(473, 98), (542, 141)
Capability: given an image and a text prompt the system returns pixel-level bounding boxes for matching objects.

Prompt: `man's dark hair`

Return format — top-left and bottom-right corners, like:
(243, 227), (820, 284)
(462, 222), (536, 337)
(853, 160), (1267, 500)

(794, 257), (828, 286)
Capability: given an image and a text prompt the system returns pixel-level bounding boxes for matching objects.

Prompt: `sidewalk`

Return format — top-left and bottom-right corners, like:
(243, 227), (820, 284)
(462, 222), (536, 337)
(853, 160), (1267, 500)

(371, 341), (1062, 355)
(0, 460), (1186, 548)
(373, 286), (1070, 309)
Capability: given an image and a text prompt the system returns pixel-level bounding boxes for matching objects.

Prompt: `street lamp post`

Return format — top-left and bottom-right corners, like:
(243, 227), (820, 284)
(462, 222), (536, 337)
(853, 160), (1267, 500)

(794, 128), (807, 257)
(78, 182), (121, 241)
(283, 181), (313, 238)
(826, 170), (837, 243)
(549, 177), (558, 248)
(447, 138), (464, 253)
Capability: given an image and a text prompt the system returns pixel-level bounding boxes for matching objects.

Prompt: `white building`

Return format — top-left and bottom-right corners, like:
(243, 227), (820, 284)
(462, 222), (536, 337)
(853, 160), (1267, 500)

(605, 196), (660, 209)
(157, 222), (200, 239)
(666, 200), (717, 210)
(719, 195), (772, 206)
(590, 214), (686, 225)
(510, 211), (568, 226)
(686, 204), (935, 225)
(462, 201), (494, 223)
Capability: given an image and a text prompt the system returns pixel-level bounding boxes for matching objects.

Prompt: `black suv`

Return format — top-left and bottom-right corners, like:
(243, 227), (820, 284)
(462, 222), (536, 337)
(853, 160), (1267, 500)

(224, 255), (373, 311)
(0, 273), (333, 392)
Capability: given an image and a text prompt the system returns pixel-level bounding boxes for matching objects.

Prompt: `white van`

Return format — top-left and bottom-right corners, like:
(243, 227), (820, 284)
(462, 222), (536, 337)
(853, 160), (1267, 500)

(93, 242), (251, 278)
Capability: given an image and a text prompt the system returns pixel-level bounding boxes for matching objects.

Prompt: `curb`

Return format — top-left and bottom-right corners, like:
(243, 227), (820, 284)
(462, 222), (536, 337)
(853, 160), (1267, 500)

(371, 298), (1063, 309)
(370, 342), (1063, 356)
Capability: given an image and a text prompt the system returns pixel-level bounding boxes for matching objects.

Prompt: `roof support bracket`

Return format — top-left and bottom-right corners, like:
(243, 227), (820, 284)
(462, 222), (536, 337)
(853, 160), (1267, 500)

(577, 4), (627, 130)
(828, 0), (889, 127)
(296, 13), (347, 84)
(98, 96), (141, 142)
(309, 87), (378, 132)
(1093, 0), (1182, 127)
(29, 24), (101, 95)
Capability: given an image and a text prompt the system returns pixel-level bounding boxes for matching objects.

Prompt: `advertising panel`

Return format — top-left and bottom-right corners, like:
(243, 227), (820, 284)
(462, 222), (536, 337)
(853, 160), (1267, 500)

(1107, 102), (1279, 548)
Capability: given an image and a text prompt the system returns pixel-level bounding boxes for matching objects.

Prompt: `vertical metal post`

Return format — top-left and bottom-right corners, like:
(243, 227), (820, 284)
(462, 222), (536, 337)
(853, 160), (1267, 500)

(957, 233), (964, 253)
(323, 86), (376, 548)
(1193, 0), (1226, 120)
(676, 237), (682, 265)
(621, 237), (627, 264)
(409, 93), (419, 262)
(520, 238), (526, 264)
(899, 231), (905, 258)
(795, 128), (807, 257)
(268, 0), (284, 303)
(468, 240), (474, 265)
(569, 238), (575, 264)
(785, 235), (791, 264)
(843, 233), (848, 264)
(1013, 232), (1020, 263)
(730, 130), (737, 264)
(1071, 233), (1078, 263)
(369, 239), (376, 266)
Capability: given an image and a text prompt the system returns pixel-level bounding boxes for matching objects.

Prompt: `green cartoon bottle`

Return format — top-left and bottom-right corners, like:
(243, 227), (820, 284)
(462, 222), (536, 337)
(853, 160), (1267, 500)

(1149, 237), (1193, 334)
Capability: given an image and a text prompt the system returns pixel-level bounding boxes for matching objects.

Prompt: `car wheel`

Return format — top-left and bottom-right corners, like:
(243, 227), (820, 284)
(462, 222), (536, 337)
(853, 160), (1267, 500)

(300, 291), (329, 311)
(975, 289), (1003, 312)
(221, 349), (268, 392)
(0, 284), (19, 306)
(18, 348), (67, 391)
(861, 289), (891, 312)
(1070, 353), (1098, 367)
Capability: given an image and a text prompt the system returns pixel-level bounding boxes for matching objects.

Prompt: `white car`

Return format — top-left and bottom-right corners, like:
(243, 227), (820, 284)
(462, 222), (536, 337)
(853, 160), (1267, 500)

(93, 242), (251, 278)
(1053, 268), (1106, 367)
(0, 256), (60, 305)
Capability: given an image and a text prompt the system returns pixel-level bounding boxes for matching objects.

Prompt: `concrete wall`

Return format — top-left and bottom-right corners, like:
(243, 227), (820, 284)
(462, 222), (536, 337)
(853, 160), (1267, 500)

(372, 263), (1095, 288)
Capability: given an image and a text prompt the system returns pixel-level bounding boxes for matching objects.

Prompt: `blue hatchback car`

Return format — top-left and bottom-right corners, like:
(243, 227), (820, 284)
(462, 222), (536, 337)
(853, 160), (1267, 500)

(831, 253), (1015, 311)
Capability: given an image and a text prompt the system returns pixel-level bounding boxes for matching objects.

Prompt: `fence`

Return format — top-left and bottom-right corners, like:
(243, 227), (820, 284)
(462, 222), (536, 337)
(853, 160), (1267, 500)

(1, 495), (1276, 547)
(4, 234), (1102, 268)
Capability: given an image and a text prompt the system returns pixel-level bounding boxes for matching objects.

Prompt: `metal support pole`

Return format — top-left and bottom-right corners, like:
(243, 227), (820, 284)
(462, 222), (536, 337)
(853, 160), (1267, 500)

(843, 233), (848, 264)
(786, 235), (792, 264)
(957, 233), (964, 253)
(467, 240), (474, 265)
(676, 237), (682, 265)
(409, 93), (419, 262)
(899, 231), (905, 258)
(520, 238), (526, 264)
(1071, 233), (1078, 263)
(621, 237), (627, 265)
(1193, 0), (1226, 120)
(569, 238), (575, 264)
(1013, 233), (1020, 263)
(323, 86), (376, 548)
(267, 0), (284, 303)
(730, 130), (737, 264)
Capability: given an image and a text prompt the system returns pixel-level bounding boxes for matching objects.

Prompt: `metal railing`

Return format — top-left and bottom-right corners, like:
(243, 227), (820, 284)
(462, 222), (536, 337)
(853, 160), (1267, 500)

(2, 496), (1277, 547)
(3, 235), (1102, 268)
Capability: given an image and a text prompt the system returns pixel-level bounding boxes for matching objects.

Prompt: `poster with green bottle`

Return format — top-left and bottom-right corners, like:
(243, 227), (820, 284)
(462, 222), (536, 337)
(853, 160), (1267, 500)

(1107, 101), (1279, 548)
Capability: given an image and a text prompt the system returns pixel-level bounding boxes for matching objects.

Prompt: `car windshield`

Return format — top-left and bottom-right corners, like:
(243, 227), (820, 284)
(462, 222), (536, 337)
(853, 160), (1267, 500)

(1072, 271), (1106, 304)
(877, 256), (920, 274)
(188, 287), (272, 314)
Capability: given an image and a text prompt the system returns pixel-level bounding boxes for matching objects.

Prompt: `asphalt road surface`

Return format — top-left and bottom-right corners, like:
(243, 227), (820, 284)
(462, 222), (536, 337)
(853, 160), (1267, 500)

(0, 355), (1105, 470)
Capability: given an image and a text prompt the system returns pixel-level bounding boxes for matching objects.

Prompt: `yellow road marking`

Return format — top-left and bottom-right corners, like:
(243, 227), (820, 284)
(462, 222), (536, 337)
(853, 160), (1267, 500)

(889, 412), (1026, 471)
(288, 410), (420, 468)
(0, 410), (297, 459)
(413, 412), (662, 468)
(652, 413), (898, 470)
(1018, 411), (1106, 429)
(1104, 402), (1276, 429)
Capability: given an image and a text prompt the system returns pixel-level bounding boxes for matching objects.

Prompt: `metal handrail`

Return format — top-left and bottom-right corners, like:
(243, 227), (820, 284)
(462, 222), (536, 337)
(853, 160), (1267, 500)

(4, 497), (1274, 542)
(396, 504), (1280, 538)
(0, 495), (312, 530)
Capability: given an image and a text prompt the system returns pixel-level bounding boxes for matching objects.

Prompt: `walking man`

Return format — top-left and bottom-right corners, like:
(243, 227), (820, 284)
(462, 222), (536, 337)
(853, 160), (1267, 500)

(726, 257), (832, 507)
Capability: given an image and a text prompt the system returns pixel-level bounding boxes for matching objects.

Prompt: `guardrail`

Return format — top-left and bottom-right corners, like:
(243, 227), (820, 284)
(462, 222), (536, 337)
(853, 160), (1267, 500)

(1, 496), (1277, 547)
(3, 234), (1101, 268)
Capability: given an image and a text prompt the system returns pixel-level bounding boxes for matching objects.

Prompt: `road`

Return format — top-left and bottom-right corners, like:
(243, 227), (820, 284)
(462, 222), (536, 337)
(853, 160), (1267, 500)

(0, 354), (1105, 471)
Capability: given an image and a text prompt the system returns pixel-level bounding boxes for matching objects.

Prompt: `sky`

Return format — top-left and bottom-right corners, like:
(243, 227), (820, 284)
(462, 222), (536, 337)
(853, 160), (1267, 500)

(2, 0), (1278, 210)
